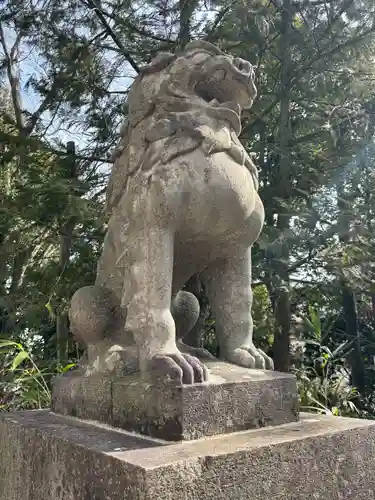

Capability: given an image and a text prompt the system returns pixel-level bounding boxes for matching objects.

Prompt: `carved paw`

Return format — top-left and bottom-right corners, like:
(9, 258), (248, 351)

(225, 345), (274, 370)
(177, 341), (216, 360)
(148, 352), (209, 384)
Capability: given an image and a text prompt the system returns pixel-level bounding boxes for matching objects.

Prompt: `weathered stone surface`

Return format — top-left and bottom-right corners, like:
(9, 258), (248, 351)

(112, 362), (298, 440)
(52, 372), (112, 422)
(51, 361), (298, 440)
(2, 410), (375, 500)
(66, 40), (273, 386)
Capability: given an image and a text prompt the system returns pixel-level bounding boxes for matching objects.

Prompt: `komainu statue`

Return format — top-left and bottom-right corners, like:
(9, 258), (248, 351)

(69, 40), (274, 384)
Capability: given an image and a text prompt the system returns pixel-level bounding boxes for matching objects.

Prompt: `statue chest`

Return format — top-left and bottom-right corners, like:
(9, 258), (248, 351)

(181, 150), (259, 235)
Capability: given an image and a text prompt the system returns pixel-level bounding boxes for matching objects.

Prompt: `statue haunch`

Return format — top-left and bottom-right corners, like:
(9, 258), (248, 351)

(69, 40), (274, 384)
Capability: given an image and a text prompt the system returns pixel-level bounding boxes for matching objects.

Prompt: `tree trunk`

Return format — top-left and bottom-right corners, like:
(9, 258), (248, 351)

(341, 281), (365, 392)
(178, 0), (197, 46)
(272, 0), (293, 372)
(371, 293), (375, 320)
(336, 181), (365, 393)
(56, 141), (77, 365)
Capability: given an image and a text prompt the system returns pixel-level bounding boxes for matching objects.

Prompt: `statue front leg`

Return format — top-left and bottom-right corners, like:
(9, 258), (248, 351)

(124, 225), (208, 384)
(202, 247), (273, 370)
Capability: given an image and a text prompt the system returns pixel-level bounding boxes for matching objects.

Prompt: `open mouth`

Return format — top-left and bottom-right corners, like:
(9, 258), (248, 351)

(195, 86), (213, 103)
(194, 64), (254, 107)
(195, 80), (253, 109)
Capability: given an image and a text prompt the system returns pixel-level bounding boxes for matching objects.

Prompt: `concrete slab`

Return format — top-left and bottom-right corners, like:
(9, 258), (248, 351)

(1, 410), (375, 499)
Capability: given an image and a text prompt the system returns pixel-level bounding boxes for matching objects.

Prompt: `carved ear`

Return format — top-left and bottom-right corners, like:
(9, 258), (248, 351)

(141, 52), (177, 74)
(185, 40), (226, 56)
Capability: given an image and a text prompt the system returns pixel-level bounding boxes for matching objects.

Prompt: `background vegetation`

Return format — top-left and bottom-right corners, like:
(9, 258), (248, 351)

(2, 0), (375, 417)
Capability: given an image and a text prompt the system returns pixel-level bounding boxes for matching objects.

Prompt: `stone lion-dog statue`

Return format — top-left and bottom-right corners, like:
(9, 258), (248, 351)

(69, 40), (274, 384)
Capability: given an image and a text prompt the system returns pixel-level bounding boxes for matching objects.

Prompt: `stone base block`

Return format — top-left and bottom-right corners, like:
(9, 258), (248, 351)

(51, 361), (299, 440)
(2, 410), (375, 499)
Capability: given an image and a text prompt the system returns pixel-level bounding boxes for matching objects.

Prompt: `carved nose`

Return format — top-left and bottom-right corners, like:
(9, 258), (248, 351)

(233, 57), (252, 76)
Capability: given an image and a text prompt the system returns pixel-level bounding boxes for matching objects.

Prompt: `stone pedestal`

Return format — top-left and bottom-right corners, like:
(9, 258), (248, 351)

(51, 361), (299, 440)
(1, 410), (375, 500)
(3, 361), (374, 499)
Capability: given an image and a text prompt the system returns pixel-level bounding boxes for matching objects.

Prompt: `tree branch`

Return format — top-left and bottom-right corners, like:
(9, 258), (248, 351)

(205, 4), (231, 40)
(24, 78), (62, 135)
(80, 0), (140, 73)
(321, 0), (354, 38)
(103, 12), (173, 44)
(0, 23), (25, 131)
(292, 0), (341, 6)
(248, 25), (375, 129)
(295, 25), (375, 84)
(48, 146), (111, 164)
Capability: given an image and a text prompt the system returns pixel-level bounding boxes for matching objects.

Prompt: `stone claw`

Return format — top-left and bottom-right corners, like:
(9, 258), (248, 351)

(177, 341), (216, 360)
(225, 345), (274, 370)
(149, 353), (209, 384)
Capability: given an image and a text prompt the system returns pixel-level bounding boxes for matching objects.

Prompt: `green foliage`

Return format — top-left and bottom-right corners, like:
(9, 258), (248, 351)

(252, 284), (275, 349)
(1, 340), (50, 410)
(0, 339), (76, 411)
(292, 306), (358, 416)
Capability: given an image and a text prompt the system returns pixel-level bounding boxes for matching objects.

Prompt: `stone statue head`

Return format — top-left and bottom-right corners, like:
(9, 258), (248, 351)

(127, 40), (257, 128)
